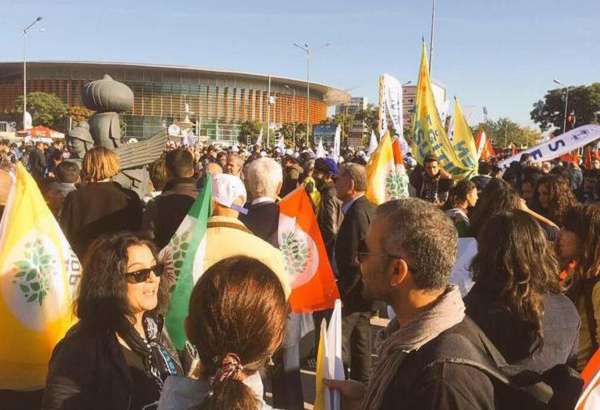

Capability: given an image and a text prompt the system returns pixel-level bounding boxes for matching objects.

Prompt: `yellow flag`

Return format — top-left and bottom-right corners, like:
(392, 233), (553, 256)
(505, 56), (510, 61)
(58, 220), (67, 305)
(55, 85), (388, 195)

(451, 98), (479, 177)
(411, 43), (472, 179)
(0, 164), (81, 390)
(314, 319), (328, 410)
(366, 132), (409, 204)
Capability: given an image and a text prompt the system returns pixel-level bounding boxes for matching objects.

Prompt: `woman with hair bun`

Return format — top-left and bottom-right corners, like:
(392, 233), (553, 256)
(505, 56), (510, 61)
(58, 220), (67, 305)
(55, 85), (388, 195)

(158, 256), (289, 410)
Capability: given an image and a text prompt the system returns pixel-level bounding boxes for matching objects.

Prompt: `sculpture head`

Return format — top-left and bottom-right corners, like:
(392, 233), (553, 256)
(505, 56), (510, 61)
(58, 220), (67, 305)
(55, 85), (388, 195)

(82, 74), (134, 113)
(67, 125), (94, 159)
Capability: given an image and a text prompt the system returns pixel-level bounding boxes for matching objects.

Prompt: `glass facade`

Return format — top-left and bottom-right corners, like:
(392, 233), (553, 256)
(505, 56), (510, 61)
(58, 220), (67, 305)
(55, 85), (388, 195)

(0, 62), (335, 141)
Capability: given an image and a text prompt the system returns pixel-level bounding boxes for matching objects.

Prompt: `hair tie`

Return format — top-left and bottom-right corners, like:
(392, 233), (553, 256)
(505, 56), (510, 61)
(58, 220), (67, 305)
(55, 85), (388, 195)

(213, 353), (244, 384)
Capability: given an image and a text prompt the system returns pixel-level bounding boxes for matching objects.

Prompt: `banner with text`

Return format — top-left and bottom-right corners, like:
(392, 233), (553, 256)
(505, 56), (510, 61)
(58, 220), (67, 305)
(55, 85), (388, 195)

(498, 125), (600, 170)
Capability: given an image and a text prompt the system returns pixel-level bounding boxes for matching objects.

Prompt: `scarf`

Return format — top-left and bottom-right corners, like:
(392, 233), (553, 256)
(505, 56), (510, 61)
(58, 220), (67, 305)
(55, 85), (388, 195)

(362, 286), (465, 410)
(118, 313), (182, 388)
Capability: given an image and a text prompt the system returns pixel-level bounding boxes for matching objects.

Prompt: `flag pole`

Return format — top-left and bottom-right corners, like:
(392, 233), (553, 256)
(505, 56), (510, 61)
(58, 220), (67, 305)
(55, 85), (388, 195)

(429, 0), (436, 75)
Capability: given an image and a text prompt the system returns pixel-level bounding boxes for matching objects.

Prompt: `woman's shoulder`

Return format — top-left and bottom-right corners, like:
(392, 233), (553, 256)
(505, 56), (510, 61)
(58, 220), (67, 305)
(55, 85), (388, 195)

(543, 293), (580, 326)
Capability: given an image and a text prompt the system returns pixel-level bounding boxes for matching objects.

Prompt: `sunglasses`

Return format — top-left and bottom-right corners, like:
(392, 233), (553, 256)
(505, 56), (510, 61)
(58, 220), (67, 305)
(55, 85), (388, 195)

(125, 264), (163, 283)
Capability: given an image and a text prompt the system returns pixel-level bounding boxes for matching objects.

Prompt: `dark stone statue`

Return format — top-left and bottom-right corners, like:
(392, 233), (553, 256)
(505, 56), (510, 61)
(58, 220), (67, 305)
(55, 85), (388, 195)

(66, 74), (166, 198)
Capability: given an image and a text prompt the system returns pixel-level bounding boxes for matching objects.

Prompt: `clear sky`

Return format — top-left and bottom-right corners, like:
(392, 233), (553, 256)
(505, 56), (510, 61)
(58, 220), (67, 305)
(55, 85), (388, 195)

(2, 0), (598, 127)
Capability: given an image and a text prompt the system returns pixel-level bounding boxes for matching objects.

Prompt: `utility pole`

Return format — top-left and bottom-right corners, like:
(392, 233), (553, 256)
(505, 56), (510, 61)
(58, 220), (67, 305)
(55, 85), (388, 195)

(266, 75), (271, 146)
(293, 42), (330, 146)
(23, 16), (43, 129)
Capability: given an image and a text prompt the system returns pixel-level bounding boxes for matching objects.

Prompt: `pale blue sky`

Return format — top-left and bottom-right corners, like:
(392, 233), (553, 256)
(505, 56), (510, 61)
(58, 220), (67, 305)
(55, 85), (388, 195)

(1, 0), (598, 127)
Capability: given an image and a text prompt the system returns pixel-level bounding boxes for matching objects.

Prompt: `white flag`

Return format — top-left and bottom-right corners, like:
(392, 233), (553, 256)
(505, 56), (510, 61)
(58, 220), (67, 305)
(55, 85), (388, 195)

(367, 130), (378, 157)
(255, 128), (263, 147)
(316, 139), (326, 158)
(332, 125), (341, 162)
(326, 299), (344, 410)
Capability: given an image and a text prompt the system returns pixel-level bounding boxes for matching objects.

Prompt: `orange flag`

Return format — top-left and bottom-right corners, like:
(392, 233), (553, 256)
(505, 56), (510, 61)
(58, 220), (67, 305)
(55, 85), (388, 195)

(577, 349), (600, 409)
(278, 187), (340, 312)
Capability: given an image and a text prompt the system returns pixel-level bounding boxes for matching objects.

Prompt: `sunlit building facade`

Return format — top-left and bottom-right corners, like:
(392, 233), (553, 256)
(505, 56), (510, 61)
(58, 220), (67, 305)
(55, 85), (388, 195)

(0, 61), (346, 141)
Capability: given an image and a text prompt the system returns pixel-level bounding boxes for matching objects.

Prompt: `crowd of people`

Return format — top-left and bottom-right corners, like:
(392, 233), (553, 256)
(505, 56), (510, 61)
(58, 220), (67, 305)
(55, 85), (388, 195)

(1, 135), (600, 410)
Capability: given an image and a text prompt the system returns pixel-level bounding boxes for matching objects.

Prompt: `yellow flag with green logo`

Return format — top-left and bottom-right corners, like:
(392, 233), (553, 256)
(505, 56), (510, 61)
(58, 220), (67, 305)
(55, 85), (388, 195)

(411, 43), (472, 179)
(451, 98), (479, 178)
(366, 132), (409, 204)
(0, 163), (81, 390)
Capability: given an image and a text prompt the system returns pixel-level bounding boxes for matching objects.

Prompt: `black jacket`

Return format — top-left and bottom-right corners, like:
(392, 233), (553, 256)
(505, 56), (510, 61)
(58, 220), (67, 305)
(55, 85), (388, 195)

(317, 183), (343, 256)
(60, 182), (143, 258)
(42, 322), (178, 410)
(465, 286), (580, 373)
(239, 201), (280, 248)
(334, 196), (375, 314)
(141, 177), (198, 249)
(381, 317), (497, 410)
(28, 148), (47, 182)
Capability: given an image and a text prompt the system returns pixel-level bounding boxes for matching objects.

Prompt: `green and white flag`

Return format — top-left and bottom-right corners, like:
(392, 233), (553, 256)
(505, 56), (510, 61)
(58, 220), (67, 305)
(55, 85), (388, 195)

(162, 175), (212, 349)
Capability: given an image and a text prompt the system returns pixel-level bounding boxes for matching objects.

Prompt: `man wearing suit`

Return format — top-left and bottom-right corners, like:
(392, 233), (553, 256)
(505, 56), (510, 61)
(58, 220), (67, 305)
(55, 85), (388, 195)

(334, 163), (376, 384)
(240, 157), (305, 410)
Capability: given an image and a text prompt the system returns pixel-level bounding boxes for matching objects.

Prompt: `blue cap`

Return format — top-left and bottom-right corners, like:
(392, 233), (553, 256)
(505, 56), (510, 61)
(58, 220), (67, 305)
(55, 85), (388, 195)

(315, 158), (339, 176)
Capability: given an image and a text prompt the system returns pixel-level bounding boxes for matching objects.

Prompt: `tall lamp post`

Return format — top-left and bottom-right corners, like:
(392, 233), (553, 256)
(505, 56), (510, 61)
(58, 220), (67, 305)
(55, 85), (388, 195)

(284, 84), (296, 147)
(553, 79), (570, 134)
(23, 16), (43, 129)
(293, 42), (330, 146)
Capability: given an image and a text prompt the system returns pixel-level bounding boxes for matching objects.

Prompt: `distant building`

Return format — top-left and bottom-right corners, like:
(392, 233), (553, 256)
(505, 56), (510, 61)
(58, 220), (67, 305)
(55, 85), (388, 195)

(336, 97), (368, 146)
(0, 61), (348, 142)
(402, 81), (448, 133)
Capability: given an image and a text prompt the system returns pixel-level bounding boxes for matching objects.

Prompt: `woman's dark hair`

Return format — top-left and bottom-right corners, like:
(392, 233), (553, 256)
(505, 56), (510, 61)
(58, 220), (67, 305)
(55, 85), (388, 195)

(187, 256), (287, 410)
(534, 175), (578, 226)
(469, 178), (521, 237)
(472, 211), (561, 351)
(443, 179), (476, 210)
(563, 204), (600, 280)
(75, 232), (162, 332)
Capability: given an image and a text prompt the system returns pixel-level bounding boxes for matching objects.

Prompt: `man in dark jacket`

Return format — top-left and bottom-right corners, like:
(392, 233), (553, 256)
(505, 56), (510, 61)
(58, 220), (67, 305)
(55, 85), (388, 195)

(409, 154), (453, 203)
(28, 141), (47, 185)
(334, 163), (376, 384)
(141, 148), (198, 249)
(326, 198), (497, 409)
(314, 158), (343, 256)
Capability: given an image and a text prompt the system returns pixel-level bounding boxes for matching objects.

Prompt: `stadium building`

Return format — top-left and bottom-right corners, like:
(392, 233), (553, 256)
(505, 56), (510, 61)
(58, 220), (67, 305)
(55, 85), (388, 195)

(0, 61), (348, 142)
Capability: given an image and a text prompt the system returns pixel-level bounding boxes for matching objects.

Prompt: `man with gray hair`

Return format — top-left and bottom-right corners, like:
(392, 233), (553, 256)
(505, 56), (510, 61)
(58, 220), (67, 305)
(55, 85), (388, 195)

(334, 163), (377, 384)
(240, 157), (283, 247)
(326, 198), (495, 409)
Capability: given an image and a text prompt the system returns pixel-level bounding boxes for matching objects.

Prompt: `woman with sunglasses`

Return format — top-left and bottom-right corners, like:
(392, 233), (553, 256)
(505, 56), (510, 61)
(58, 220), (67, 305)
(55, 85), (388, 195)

(43, 232), (185, 410)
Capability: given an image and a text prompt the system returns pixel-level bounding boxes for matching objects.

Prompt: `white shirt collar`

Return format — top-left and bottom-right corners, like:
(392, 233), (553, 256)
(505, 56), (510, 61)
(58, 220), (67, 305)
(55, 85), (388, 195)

(251, 196), (276, 205)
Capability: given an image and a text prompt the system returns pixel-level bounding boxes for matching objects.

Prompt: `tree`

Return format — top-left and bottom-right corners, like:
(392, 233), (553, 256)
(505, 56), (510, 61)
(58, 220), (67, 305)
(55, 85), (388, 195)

(67, 106), (94, 126)
(474, 118), (541, 148)
(355, 103), (380, 136)
(238, 120), (262, 144)
(15, 92), (67, 129)
(530, 83), (600, 132)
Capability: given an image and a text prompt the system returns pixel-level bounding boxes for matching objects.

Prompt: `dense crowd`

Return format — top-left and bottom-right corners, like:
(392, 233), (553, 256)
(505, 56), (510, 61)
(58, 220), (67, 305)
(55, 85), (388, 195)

(1, 136), (600, 410)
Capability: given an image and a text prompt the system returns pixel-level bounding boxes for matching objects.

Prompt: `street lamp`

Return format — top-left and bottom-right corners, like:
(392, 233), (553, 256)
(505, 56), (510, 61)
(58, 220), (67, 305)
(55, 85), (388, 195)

(23, 16), (43, 129)
(284, 84), (296, 147)
(553, 79), (570, 134)
(293, 41), (330, 146)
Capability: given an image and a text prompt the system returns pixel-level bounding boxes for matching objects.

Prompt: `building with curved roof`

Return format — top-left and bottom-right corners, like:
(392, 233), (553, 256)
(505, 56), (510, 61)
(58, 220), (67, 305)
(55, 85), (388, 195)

(0, 61), (349, 141)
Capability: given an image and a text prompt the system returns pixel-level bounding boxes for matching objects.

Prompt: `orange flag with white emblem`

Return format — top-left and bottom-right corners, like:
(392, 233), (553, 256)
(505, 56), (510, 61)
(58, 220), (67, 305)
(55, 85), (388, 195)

(278, 188), (340, 312)
(577, 349), (600, 409)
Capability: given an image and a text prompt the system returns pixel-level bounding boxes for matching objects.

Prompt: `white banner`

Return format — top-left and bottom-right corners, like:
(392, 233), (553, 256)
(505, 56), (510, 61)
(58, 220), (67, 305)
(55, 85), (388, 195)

(499, 125), (600, 170)
(382, 74), (404, 138)
(378, 75), (387, 138)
